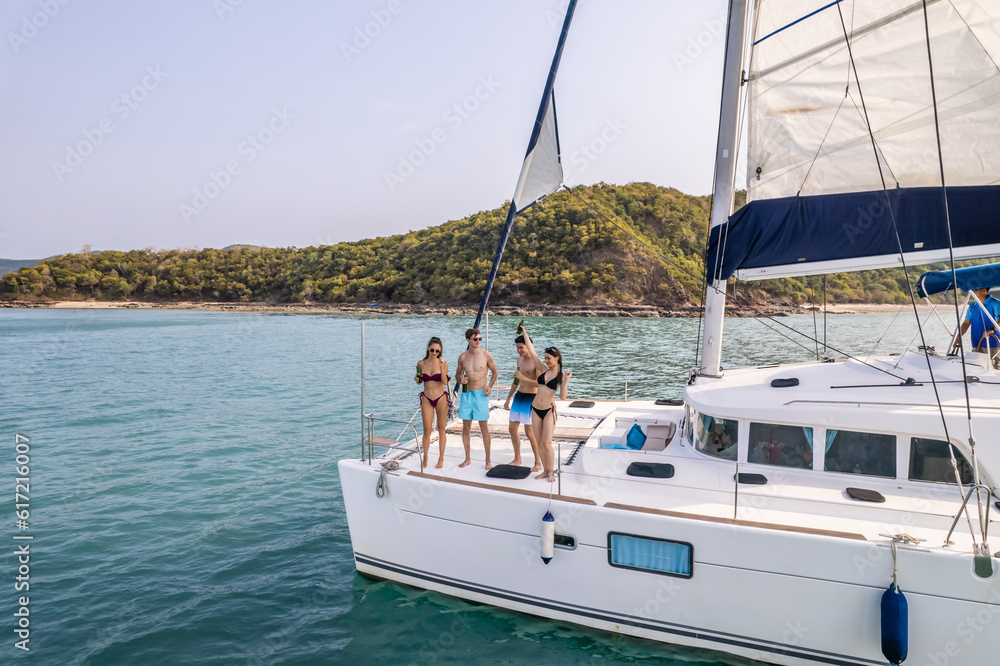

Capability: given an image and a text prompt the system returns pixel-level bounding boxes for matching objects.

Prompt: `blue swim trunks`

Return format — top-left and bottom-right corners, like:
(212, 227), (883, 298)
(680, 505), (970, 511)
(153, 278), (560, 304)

(509, 391), (533, 425)
(459, 389), (489, 422)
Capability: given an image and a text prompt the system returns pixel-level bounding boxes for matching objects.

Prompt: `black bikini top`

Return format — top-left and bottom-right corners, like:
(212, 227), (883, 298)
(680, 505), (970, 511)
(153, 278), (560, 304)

(540, 369), (561, 390)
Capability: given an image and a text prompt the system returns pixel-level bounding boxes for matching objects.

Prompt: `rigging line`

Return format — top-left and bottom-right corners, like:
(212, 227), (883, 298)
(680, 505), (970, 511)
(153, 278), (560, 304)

(753, 317), (822, 357)
(812, 293), (820, 360)
(823, 276), (828, 357)
(947, 1), (1000, 75)
(845, 90), (900, 186)
(892, 309), (940, 370)
(835, 1), (975, 537)
(797, 92), (848, 195)
(922, 0), (986, 539)
(564, 185), (910, 381)
(866, 305), (907, 359)
(749, 309), (910, 380)
(754, 0), (843, 46)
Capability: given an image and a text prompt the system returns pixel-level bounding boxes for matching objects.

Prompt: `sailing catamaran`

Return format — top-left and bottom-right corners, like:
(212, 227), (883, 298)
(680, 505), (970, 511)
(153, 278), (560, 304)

(339, 1), (1000, 664)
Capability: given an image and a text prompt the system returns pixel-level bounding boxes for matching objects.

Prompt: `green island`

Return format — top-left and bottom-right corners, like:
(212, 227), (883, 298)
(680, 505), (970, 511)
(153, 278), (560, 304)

(0, 183), (980, 308)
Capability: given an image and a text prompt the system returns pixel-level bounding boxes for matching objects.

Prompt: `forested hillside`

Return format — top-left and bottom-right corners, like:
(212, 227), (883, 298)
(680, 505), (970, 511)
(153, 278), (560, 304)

(0, 183), (979, 306)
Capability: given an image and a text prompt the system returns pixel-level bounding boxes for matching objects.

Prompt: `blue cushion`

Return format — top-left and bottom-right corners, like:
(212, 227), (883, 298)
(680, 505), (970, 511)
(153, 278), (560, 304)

(625, 424), (647, 450)
(603, 444), (630, 450)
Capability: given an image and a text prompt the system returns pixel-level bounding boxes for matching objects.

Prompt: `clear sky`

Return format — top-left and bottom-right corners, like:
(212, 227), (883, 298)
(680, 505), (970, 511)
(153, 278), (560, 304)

(1, 0), (731, 259)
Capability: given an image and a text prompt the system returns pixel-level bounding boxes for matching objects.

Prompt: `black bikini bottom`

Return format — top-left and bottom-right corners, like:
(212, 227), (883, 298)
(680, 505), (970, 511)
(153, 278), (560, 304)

(532, 405), (553, 420)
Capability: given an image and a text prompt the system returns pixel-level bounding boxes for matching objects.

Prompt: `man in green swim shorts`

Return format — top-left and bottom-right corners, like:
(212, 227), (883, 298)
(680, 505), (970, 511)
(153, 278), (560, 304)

(455, 328), (497, 470)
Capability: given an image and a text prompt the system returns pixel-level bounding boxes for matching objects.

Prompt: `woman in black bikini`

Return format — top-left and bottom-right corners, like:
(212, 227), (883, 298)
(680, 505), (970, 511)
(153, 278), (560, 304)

(415, 337), (449, 469)
(516, 327), (570, 482)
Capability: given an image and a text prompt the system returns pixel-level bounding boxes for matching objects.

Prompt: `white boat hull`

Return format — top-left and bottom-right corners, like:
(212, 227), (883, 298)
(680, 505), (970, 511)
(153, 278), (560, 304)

(339, 459), (1000, 665)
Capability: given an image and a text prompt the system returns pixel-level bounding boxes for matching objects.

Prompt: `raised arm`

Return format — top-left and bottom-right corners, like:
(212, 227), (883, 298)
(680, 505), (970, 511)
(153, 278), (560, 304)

(559, 369), (572, 400)
(519, 328), (547, 375)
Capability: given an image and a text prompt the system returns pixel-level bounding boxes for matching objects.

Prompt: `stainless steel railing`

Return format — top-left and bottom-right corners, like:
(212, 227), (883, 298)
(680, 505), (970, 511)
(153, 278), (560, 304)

(362, 413), (423, 473)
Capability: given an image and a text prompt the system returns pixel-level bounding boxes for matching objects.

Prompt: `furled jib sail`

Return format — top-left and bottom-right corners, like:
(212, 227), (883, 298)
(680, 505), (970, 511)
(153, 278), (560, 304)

(473, 1), (576, 328)
(706, 0), (1000, 281)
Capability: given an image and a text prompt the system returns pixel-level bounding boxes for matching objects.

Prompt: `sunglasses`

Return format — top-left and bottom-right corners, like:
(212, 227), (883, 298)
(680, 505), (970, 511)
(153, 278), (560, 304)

(470, 337), (482, 341)
(428, 349), (441, 354)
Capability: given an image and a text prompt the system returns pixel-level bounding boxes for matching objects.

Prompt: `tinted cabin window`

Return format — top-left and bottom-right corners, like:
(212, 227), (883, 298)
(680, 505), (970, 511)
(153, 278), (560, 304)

(748, 423), (814, 469)
(695, 414), (738, 461)
(824, 430), (896, 478)
(909, 438), (974, 485)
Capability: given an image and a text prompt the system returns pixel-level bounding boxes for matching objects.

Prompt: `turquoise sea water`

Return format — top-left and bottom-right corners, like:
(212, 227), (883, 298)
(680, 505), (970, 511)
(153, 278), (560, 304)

(0, 309), (954, 664)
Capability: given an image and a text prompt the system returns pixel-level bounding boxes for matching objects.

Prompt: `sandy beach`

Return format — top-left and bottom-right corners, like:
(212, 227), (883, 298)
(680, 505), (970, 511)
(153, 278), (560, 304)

(2, 299), (935, 317)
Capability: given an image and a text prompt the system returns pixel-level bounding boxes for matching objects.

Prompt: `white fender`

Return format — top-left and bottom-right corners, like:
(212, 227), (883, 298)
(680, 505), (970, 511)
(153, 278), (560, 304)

(541, 511), (555, 564)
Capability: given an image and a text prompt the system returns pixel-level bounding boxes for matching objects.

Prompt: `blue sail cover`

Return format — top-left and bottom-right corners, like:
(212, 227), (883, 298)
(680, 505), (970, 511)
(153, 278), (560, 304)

(917, 262), (1000, 298)
(706, 185), (1000, 281)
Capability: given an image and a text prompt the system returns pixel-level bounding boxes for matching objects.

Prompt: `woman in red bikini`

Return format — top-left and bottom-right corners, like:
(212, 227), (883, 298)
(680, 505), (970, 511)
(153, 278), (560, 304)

(415, 336), (450, 469)
(516, 327), (570, 483)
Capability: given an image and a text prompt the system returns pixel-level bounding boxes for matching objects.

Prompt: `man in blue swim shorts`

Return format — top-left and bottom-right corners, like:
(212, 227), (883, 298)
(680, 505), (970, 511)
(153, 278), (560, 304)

(456, 328), (497, 470)
(503, 335), (541, 472)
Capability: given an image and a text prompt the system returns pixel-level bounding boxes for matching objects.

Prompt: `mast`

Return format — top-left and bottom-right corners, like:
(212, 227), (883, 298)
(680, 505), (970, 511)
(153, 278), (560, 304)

(701, 0), (751, 377)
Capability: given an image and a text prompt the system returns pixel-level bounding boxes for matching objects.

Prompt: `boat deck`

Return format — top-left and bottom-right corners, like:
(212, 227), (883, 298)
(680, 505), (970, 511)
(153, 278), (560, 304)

(368, 398), (999, 556)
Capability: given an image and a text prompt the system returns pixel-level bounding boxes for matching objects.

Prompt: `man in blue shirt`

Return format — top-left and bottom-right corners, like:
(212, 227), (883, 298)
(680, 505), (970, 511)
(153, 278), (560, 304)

(952, 287), (1000, 366)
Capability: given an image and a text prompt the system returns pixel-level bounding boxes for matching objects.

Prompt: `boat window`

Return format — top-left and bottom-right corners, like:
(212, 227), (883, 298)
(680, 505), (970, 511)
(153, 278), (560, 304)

(695, 414), (738, 461)
(909, 438), (974, 485)
(823, 429), (896, 478)
(607, 533), (692, 578)
(748, 423), (814, 469)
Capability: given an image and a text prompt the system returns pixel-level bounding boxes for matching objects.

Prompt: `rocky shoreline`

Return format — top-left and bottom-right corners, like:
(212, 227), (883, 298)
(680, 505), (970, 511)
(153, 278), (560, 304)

(1, 299), (926, 317)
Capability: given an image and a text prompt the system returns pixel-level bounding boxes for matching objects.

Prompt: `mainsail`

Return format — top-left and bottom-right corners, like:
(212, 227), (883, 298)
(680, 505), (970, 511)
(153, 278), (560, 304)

(472, 2), (575, 329)
(706, 0), (1000, 281)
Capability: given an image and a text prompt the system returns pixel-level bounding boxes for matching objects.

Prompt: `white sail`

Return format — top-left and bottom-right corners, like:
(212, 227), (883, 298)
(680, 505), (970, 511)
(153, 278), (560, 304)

(705, 0), (1000, 282)
(512, 91), (563, 212)
(748, 0), (1000, 201)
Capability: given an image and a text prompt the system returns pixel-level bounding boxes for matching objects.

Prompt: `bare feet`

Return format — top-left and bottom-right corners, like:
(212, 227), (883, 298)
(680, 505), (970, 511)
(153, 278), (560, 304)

(459, 459), (472, 468)
(530, 463), (542, 472)
(485, 461), (493, 471)
(435, 458), (445, 469)
(534, 470), (550, 480)
(422, 457), (429, 469)
(548, 474), (557, 483)
(509, 458), (523, 467)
